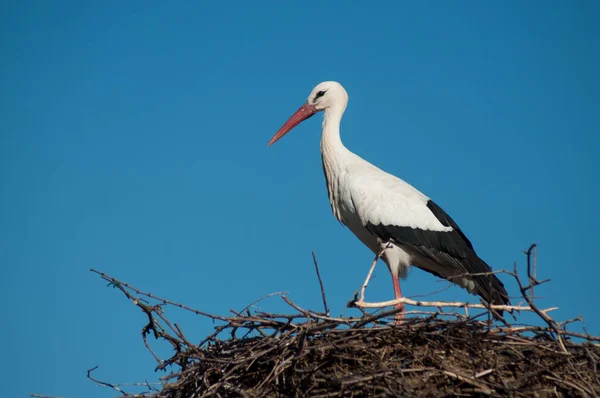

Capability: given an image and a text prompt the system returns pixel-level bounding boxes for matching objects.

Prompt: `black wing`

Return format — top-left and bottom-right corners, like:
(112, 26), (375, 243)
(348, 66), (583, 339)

(366, 199), (509, 307)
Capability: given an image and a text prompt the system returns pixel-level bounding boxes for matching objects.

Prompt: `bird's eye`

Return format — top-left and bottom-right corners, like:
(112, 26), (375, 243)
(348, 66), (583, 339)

(315, 90), (326, 100)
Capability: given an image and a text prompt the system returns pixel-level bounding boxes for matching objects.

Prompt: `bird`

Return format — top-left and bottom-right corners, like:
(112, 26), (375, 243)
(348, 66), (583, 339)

(267, 81), (510, 320)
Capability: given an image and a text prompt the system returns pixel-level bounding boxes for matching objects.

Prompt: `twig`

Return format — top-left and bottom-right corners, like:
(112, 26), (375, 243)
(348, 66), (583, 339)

(311, 251), (329, 316)
(525, 243), (537, 299)
(142, 330), (163, 366)
(90, 268), (229, 322)
(543, 375), (592, 397)
(87, 366), (130, 395)
(512, 260), (568, 354)
(31, 395), (71, 398)
(238, 291), (288, 314)
(357, 244), (390, 303)
(584, 346), (600, 387)
(559, 315), (583, 328)
(351, 295), (558, 314)
(474, 368), (495, 379)
(281, 296), (353, 325)
(442, 369), (492, 394)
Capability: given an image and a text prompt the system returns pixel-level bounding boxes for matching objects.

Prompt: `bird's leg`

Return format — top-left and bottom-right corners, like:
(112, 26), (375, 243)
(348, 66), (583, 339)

(392, 273), (405, 324)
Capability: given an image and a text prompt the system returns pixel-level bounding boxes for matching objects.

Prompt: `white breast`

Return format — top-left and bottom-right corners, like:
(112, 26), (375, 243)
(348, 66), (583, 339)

(322, 151), (416, 278)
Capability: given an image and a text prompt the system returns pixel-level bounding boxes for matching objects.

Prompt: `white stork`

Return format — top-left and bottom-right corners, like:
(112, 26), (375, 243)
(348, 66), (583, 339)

(267, 81), (510, 318)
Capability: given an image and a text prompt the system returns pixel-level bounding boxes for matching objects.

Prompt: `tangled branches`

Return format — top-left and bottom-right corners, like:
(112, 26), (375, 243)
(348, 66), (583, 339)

(81, 246), (599, 397)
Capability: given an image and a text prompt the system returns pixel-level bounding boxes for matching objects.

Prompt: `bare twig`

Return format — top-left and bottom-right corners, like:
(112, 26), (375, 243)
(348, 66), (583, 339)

(31, 395), (71, 398)
(357, 243), (391, 303)
(238, 291), (287, 314)
(351, 295), (558, 314)
(441, 369), (492, 394)
(525, 243), (537, 298)
(90, 268), (229, 322)
(312, 251), (330, 316)
(512, 260), (568, 354)
(87, 366), (130, 395)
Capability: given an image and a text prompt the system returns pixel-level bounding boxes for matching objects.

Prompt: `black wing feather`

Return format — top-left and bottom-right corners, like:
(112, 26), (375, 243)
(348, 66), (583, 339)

(366, 199), (509, 307)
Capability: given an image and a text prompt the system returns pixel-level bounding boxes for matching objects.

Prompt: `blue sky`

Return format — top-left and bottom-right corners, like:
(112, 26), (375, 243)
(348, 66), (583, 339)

(1, 1), (599, 397)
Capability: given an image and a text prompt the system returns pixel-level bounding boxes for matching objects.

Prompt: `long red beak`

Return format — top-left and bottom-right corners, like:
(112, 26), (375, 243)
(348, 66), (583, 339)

(268, 103), (318, 147)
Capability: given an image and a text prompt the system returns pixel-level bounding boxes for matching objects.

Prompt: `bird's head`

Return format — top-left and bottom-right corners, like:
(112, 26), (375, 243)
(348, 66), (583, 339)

(308, 81), (348, 111)
(268, 81), (348, 146)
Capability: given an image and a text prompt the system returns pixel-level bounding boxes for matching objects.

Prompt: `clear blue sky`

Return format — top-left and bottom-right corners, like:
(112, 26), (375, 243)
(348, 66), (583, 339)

(2, 1), (599, 397)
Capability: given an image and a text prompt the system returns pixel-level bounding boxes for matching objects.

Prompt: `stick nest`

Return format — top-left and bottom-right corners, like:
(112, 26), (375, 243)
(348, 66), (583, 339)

(85, 246), (599, 398)
(159, 315), (600, 398)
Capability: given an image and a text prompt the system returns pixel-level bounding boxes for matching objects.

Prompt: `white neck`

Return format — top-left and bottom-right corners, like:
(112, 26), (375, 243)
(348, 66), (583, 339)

(319, 105), (349, 221)
(320, 105), (347, 157)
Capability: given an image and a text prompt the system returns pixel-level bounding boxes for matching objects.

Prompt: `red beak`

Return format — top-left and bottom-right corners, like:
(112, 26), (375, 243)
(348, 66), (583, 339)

(268, 103), (318, 147)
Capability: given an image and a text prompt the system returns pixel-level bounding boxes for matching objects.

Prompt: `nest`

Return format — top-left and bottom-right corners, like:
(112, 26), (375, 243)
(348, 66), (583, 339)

(82, 246), (599, 398)
(158, 316), (600, 398)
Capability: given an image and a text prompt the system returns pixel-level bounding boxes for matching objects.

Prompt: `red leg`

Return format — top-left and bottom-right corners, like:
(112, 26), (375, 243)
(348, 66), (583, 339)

(392, 274), (405, 324)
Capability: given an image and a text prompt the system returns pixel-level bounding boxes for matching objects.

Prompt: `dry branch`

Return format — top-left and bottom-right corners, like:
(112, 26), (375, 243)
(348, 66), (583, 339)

(312, 250), (330, 316)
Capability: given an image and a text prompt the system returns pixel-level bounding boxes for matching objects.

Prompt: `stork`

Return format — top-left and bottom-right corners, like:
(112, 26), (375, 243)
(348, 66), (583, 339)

(267, 81), (509, 320)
